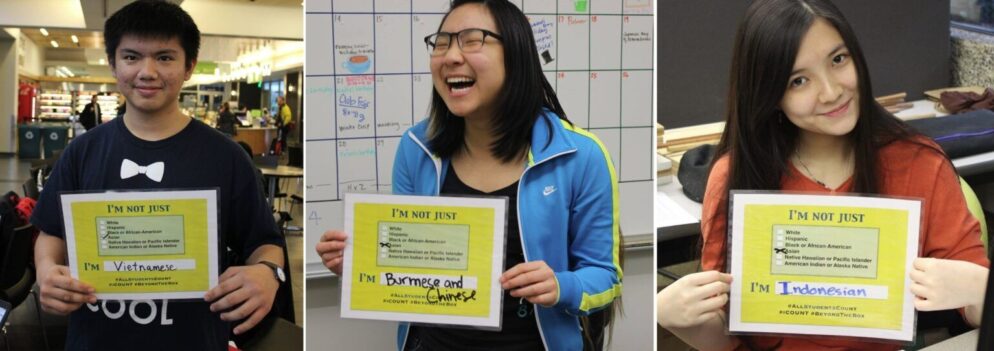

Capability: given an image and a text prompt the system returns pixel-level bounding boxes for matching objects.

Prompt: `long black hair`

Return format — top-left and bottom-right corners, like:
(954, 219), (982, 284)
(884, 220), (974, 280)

(715, 0), (920, 196)
(427, 0), (568, 163)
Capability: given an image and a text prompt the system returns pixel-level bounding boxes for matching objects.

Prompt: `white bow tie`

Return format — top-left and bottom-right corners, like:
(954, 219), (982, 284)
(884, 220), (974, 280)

(120, 159), (165, 182)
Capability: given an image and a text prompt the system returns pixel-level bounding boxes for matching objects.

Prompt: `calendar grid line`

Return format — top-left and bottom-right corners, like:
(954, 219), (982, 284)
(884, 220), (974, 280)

(304, 1), (655, 235)
(307, 11), (652, 16)
(409, 1), (415, 142)
(304, 68), (651, 78)
(618, 7), (624, 180)
(372, 1), (379, 193)
(580, 2), (594, 127)
(307, 135), (402, 142)
(552, 0), (559, 93)
(331, 0), (340, 201)
(649, 2), (657, 183)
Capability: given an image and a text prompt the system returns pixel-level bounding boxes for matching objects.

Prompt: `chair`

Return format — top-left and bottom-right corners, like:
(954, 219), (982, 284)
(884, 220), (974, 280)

(287, 145), (302, 168)
(0, 221), (49, 351)
(252, 155), (279, 169)
(283, 145), (303, 221)
(285, 193), (304, 235)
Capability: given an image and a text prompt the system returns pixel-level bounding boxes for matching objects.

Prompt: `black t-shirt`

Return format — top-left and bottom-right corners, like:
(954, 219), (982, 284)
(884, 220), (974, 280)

(30, 116), (283, 351)
(409, 164), (544, 351)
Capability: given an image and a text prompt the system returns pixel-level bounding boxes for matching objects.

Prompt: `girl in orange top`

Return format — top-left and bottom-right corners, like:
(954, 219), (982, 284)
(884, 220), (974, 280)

(656, 0), (990, 350)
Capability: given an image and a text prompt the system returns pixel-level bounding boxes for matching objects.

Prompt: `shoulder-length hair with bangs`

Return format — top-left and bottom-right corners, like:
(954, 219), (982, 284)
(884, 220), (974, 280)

(427, 0), (568, 163)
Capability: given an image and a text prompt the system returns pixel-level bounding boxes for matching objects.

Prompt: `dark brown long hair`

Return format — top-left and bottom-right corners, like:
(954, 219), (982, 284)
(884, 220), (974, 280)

(715, 0), (919, 195)
(715, 2), (926, 348)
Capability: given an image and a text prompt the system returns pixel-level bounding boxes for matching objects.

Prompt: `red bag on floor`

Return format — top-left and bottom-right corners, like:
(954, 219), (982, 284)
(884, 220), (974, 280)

(4, 191), (39, 243)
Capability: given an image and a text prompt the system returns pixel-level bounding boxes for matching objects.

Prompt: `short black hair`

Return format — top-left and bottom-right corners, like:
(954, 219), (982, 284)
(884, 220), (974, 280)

(427, 0), (568, 163)
(103, 0), (201, 69)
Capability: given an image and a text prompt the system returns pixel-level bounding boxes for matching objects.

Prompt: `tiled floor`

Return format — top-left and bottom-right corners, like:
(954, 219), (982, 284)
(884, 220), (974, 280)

(0, 154), (304, 350)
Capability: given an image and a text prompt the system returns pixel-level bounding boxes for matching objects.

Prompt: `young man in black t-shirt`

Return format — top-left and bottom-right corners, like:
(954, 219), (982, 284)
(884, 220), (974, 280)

(30, 2), (286, 349)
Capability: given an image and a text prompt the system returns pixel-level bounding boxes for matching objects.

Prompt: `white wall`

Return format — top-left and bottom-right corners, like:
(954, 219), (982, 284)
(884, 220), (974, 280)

(17, 30), (43, 77)
(0, 35), (17, 153)
(181, 2), (302, 40)
(0, 0), (86, 29)
(305, 248), (655, 350)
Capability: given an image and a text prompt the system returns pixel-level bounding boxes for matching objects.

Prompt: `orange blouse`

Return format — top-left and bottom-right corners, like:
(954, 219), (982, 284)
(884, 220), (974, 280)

(700, 138), (989, 351)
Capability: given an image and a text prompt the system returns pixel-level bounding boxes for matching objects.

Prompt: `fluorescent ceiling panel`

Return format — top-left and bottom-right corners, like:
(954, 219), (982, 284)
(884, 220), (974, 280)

(0, 1), (85, 29)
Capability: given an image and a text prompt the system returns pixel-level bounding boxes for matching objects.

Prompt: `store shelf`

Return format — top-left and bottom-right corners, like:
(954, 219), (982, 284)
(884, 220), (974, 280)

(97, 95), (119, 121)
(40, 91), (73, 121)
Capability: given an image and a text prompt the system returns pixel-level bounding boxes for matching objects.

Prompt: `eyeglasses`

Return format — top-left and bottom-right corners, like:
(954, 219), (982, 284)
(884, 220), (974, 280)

(424, 28), (503, 56)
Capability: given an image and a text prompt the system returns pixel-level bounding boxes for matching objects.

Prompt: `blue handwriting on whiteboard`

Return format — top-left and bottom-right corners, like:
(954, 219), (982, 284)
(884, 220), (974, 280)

(341, 108), (366, 122)
(531, 19), (554, 51)
(339, 94), (370, 109)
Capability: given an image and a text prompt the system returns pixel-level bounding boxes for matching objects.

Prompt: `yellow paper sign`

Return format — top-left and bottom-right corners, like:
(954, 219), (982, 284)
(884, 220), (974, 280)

(340, 193), (507, 328)
(61, 190), (219, 300)
(728, 192), (920, 341)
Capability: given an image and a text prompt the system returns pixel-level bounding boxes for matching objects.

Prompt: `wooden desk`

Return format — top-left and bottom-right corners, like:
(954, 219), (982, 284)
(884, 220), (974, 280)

(233, 127), (277, 155)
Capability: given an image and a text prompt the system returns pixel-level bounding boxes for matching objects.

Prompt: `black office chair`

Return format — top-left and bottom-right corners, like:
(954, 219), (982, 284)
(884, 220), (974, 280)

(287, 145), (302, 168)
(283, 145), (303, 223)
(285, 193), (304, 236)
(0, 220), (49, 351)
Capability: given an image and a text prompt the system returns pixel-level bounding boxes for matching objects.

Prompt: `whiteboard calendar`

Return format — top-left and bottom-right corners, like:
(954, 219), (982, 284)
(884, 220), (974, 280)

(304, 0), (655, 277)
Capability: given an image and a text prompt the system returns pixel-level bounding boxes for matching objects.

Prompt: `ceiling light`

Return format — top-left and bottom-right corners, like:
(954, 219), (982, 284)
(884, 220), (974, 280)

(40, 28), (48, 36)
(50, 40), (58, 48)
(98, 58), (106, 65)
(71, 35), (79, 43)
(59, 67), (75, 77)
